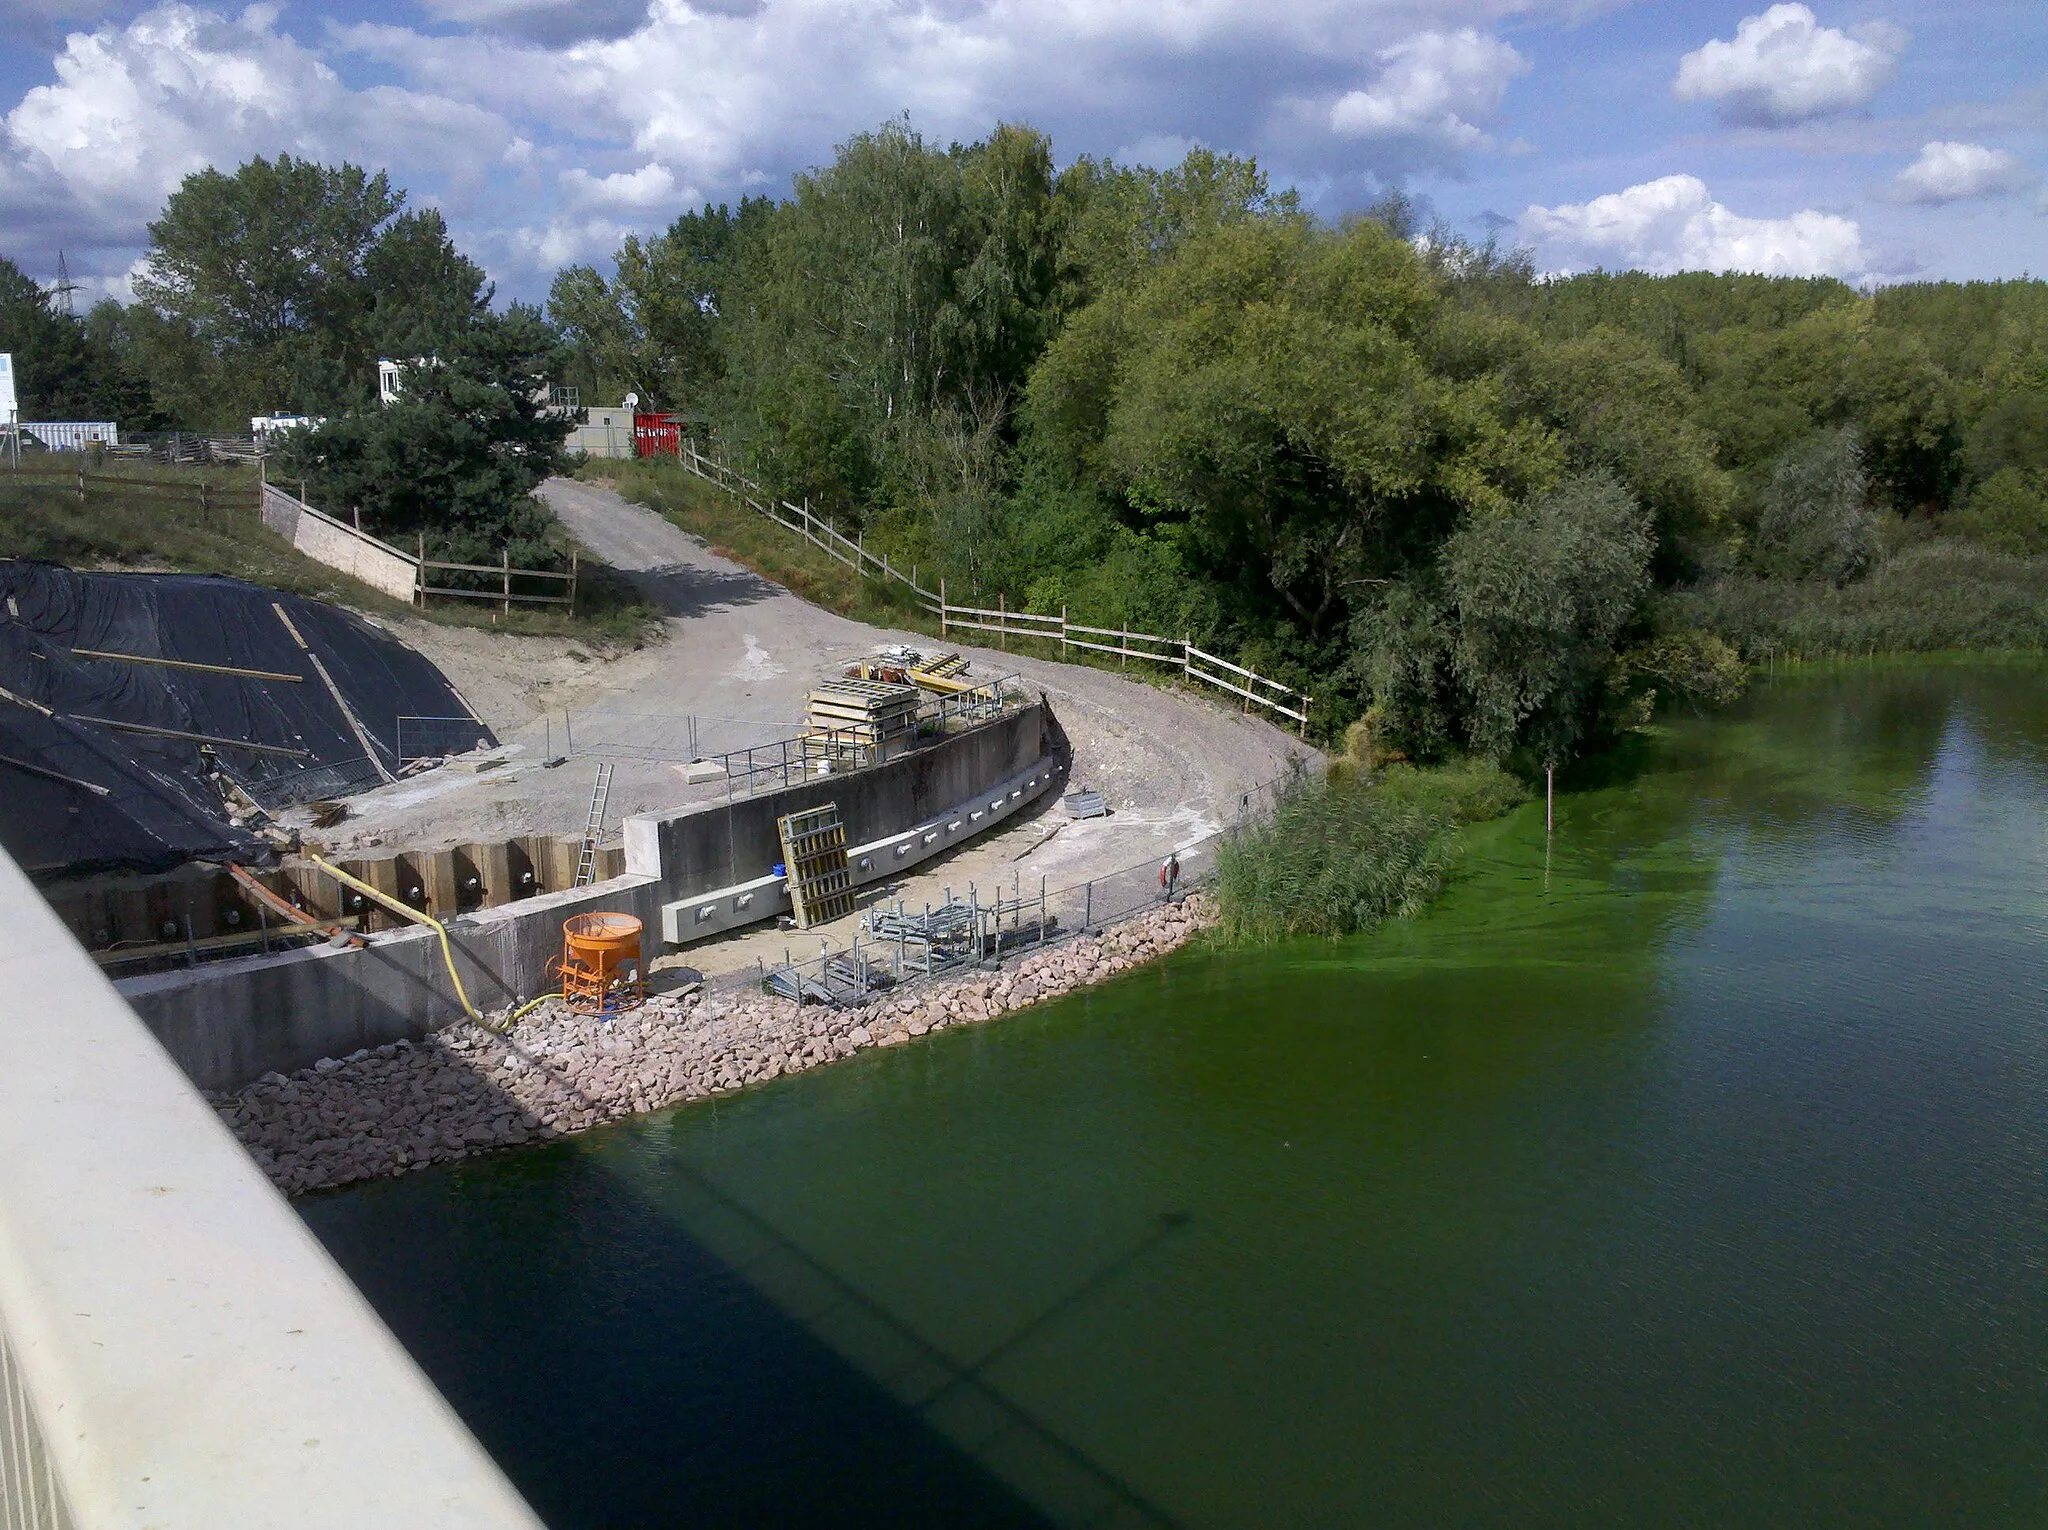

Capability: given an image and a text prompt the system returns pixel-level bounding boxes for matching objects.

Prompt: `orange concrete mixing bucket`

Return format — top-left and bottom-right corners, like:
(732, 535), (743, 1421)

(560, 912), (644, 1013)
(564, 911), (643, 955)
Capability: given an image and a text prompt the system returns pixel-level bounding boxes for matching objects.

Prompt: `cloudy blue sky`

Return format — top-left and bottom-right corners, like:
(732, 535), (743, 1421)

(1, 0), (2042, 303)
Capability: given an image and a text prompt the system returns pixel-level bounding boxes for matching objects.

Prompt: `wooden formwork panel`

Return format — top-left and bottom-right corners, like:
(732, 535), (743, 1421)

(778, 803), (855, 928)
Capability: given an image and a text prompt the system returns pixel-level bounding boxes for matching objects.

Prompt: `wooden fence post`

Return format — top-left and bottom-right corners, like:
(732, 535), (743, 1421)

(1061, 605), (1068, 660)
(417, 535), (426, 607)
(941, 578), (948, 639)
(1184, 635), (1193, 677)
(998, 591), (1006, 650)
(76, 467), (86, 506)
(501, 548), (511, 615)
(569, 547), (579, 613)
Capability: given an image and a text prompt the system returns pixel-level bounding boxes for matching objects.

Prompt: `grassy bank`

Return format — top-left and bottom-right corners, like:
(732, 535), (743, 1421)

(0, 464), (657, 643)
(1216, 760), (1529, 943)
(1665, 542), (2048, 662)
(576, 456), (937, 632)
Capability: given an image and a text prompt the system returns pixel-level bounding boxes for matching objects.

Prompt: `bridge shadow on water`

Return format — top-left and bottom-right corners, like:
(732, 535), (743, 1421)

(300, 1139), (1182, 1530)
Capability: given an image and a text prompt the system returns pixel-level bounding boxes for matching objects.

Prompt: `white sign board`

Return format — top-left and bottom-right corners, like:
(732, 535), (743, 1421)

(0, 353), (16, 420)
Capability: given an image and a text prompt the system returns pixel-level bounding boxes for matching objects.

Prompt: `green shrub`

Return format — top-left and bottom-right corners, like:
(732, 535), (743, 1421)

(1216, 762), (1527, 943)
(1946, 468), (2048, 557)
(1750, 427), (1877, 584)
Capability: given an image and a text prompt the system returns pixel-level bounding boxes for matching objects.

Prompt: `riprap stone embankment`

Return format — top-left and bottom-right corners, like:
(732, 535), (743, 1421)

(211, 894), (1217, 1196)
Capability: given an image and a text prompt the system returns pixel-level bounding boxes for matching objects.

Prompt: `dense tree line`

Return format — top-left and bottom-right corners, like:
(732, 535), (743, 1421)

(7, 129), (2046, 760)
(547, 120), (2047, 763)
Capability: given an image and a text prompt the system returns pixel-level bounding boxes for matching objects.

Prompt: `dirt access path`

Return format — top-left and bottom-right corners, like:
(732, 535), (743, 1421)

(319, 478), (1311, 961)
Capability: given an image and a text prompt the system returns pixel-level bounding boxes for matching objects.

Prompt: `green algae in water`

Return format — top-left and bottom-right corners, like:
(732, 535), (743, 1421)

(304, 657), (2048, 1528)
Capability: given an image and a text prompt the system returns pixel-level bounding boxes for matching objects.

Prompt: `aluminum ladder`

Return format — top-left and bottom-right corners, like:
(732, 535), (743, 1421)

(573, 762), (614, 887)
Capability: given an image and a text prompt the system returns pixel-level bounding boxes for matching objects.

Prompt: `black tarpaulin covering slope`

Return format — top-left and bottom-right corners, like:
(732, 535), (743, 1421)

(0, 562), (493, 878)
(0, 696), (267, 878)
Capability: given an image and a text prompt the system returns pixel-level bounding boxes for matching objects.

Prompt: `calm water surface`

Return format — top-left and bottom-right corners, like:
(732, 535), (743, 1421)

(304, 659), (2048, 1528)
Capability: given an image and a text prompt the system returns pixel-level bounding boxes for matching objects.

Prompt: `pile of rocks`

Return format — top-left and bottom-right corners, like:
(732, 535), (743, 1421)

(212, 893), (1217, 1196)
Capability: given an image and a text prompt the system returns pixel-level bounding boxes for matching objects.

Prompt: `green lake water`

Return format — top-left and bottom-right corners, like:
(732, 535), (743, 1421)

(303, 658), (2048, 1528)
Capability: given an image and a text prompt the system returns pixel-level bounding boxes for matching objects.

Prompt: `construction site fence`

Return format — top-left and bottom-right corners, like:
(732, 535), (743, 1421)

(715, 769), (1292, 1009)
(396, 714), (497, 763)
(670, 437), (1310, 736)
(108, 431), (268, 464)
(547, 708), (796, 767)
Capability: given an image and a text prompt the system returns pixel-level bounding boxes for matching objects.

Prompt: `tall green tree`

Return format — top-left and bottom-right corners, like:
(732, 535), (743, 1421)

(549, 196), (774, 412)
(0, 258), (159, 425)
(1439, 473), (1654, 762)
(273, 305), (570, 566)
(1023, 216), (1552, 662)
(132, 155), (488, 427)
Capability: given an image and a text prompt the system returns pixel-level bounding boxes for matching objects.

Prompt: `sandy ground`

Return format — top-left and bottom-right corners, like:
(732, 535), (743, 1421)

(302, 477), (1312, 967)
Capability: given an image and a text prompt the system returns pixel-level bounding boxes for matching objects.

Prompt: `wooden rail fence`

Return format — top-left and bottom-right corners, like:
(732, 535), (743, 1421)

(4, 463), (254, 515)
(672, 439), (1311, 735)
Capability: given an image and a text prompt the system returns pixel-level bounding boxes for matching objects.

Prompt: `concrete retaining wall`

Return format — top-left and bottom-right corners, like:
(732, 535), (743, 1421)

(658, 751), (1066, 943)
(648, 703), (1048, 900)
(119, 875), (668, 1094)
(119, 701), (1070, 1091)
(261, 482), (420, 603)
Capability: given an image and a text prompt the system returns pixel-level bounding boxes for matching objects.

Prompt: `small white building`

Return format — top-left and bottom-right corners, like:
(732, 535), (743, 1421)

(566, 405), (638, 459)
(251, 414), (322, 439)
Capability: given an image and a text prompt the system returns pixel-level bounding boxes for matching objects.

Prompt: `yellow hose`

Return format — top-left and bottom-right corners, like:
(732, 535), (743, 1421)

(305, 854), (481, 1022)
(508, 992), (562, 1024)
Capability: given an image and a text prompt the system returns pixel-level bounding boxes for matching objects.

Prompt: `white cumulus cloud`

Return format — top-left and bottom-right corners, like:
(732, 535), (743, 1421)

(1519, 174), (1867, 279)
(1327, 28), (1527, 152)
(1674, 4), (1905, 126)
(0, 2), (514, 259)
(1889, 141), (2033, 205)
(559, 161), (684, 211)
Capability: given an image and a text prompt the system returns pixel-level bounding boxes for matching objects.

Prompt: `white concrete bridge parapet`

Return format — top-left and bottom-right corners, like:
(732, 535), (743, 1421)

(0, 843), (544, 1530)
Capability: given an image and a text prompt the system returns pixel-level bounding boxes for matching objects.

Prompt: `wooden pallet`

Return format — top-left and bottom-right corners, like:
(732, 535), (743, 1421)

(778, 803), (857, 928)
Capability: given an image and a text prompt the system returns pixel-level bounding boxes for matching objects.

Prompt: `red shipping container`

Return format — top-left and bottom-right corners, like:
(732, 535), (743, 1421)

(633, 412), (681, 457)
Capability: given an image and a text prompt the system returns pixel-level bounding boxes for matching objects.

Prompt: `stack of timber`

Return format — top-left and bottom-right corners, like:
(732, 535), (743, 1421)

(804, 680), (920, 767)
(778, 804), (856, 929)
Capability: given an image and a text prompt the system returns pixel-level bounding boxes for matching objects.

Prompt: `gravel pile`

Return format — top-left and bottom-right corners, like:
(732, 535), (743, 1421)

(211, 894), (1217, 1196)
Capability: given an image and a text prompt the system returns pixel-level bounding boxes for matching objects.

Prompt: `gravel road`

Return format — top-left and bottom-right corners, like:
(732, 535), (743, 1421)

(314, 478), (1313, 917)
